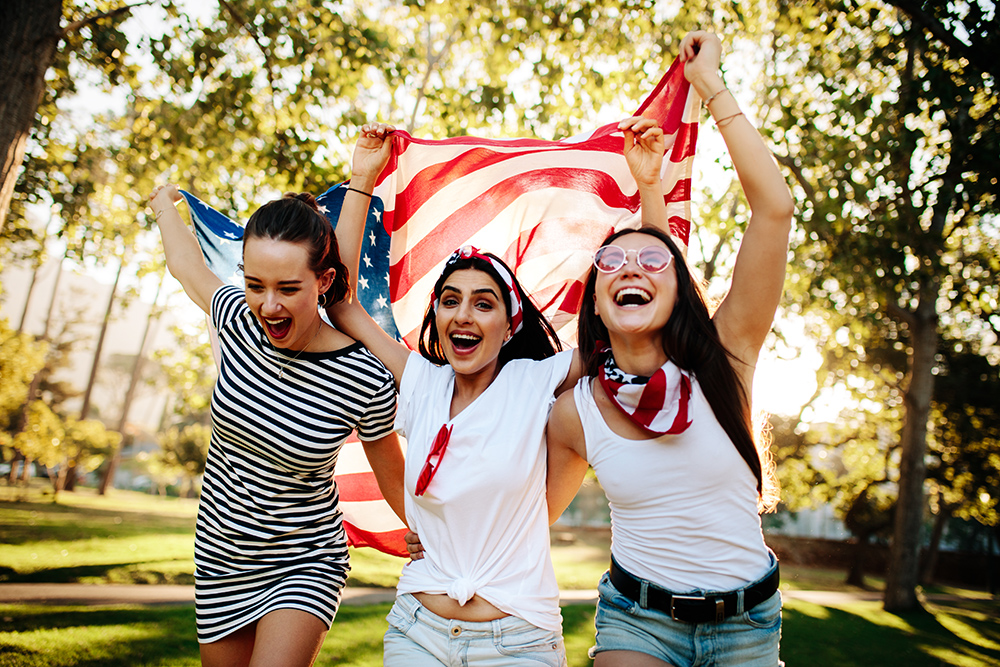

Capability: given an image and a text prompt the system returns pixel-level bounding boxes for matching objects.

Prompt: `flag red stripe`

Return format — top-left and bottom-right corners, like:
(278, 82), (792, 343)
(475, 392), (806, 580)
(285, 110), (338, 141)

(336, 471), (387, 502)
(343, 523), (408, 558)
(390, 167), (644, 299)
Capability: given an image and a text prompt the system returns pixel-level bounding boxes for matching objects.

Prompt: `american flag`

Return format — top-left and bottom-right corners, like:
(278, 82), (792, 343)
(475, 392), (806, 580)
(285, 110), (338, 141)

(181, 56), (699, 557)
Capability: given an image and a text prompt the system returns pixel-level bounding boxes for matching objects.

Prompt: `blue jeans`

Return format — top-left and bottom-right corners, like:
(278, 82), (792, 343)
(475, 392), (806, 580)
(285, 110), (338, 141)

(592, 569), (782, 666)
(384, 593), (568, 666)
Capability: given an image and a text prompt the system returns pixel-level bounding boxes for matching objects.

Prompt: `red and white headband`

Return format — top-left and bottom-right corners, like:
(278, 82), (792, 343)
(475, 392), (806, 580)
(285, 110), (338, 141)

(435, 245), (524, 338)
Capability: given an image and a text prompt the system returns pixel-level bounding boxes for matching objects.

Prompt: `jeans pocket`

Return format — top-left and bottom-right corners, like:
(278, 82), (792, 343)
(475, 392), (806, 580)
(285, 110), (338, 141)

(597, 571), (638, 614)
(742, 591), (781, 630)
(495, 630), (565, 666)
(385, 598), (417, 634)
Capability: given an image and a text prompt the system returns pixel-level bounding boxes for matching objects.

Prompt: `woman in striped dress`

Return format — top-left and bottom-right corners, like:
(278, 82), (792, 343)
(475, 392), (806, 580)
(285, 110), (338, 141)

(148, 185), (405, 667)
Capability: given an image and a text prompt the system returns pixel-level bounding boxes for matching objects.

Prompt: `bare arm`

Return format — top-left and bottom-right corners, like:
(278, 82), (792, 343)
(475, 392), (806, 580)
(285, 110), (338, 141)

(328, 124), (411, 384)
(619, 115), (669, 233)
(148, 184), (223, 315)
(360, 431), (407, 525)
(680, 31), (795, 371)
(545, 391), (590, 525)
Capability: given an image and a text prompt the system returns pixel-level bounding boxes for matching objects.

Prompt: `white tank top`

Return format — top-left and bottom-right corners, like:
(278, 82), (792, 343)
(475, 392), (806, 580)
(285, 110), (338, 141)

(575, 376), (771, 592)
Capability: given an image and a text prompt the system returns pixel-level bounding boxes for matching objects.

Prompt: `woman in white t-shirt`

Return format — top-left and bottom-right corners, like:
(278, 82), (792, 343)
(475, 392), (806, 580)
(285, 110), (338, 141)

(328, 117), (667, 666)
(546, 32), (794, 667)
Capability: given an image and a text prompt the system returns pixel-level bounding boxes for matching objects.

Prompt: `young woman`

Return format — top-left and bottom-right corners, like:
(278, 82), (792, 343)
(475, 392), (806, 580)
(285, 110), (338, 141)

(328, 114), (667, 666)
(546, 31), (795, 667)
(147, 185), (405, 667)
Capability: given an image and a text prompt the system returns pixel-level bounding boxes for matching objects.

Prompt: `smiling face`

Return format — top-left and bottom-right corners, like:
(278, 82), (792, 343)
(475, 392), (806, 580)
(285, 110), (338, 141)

(593, 232), (678, 342)
(243, 236), (333, 350)
(434, 268), (511, 380)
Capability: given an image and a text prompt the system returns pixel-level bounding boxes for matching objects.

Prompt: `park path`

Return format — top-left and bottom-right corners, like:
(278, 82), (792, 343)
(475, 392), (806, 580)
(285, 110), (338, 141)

(1, 583), (967, 607)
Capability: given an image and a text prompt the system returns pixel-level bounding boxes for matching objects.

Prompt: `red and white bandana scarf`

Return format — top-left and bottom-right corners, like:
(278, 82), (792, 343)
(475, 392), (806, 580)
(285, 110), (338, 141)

(598, 351), (693, 436)
(435, 245), (524, 339)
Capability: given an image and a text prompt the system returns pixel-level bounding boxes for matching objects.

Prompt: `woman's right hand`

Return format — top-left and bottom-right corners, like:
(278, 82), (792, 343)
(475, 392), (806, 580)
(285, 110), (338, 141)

(149, 183), (182, 212)
(352, 123), (395, 182)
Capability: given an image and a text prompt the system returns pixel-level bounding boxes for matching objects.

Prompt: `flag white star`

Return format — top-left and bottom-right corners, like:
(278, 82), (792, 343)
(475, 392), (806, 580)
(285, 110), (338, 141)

(373, 209), (382, 223)
(359, 275), (369, 290)
(363, 254), (372, 268)
(376, 294), (388, 309)
(384, 272), (390, 285)
(318, 204), (328, 214)
(369, 231), (376, 246)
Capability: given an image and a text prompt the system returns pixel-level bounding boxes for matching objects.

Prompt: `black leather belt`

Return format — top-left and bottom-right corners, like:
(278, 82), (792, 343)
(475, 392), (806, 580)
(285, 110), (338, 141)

(608, 558), (780, 624)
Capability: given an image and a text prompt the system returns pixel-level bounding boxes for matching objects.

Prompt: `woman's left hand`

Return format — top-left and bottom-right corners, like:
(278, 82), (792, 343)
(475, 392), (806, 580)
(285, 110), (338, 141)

(619, 116), (665, 187)
(404, 530), (424, 561)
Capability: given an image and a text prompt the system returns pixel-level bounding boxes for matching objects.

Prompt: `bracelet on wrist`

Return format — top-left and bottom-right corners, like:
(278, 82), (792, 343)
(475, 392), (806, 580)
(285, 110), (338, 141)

(346, 186), (372, 197)
(714, 111), (744, 128)
(703, 87), (728, 107)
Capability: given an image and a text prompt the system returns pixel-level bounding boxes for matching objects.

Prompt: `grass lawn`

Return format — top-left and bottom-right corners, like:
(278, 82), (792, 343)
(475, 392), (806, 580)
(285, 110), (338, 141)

(1, 598), (997, 667)
(3, 481), (999, 666)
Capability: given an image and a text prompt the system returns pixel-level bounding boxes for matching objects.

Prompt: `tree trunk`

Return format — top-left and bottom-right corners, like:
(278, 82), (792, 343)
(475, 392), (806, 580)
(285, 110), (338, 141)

(920, 501), (951, 585)
(78, 256), (123, 422)
(884, 303), (937, 612)
(0, 0), (63, 233)
(845, 535), (869, 588)
(98, 270), (163, 495)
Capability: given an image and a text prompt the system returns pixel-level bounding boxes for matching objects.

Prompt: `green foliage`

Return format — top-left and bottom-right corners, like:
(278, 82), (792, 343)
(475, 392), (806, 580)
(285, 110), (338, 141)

(928, 338), (1000, 526)
(766, 0), (1000, 548)
(0, 319), (46, 450)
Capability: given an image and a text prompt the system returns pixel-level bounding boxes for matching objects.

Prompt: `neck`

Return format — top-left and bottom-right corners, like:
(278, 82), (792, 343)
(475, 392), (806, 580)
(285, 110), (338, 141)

(450, 361), (500, 417)
(606, 332), (668, 377)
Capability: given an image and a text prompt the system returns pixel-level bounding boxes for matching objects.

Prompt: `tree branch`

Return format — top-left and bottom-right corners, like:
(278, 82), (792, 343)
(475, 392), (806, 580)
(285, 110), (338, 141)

(59, 1), (155, 40)
(216, 0), (279, 137)
(885, 0), (1000, 82)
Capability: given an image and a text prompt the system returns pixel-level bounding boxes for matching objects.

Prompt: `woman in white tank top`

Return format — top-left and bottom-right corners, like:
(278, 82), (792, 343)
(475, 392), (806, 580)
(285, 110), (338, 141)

(546, 31), (794, 667)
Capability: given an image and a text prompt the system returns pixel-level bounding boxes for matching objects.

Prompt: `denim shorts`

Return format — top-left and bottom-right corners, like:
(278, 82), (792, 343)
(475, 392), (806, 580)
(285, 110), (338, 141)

(384, 593), (568, 666)
(591, 567), (782, 667)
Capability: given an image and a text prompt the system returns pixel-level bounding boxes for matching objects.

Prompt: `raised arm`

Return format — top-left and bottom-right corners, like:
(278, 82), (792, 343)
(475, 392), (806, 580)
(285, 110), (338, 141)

(680, 31), (795, 371)
(545, 391), (590, 525)
(328, 124), (410, 384)
(148, 184), (223, 315)
(620, 115), (668, 232)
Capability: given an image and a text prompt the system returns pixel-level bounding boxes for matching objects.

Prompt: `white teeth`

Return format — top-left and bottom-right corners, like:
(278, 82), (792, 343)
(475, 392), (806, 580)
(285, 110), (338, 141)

(615, 287), (652, 305)
(265, 318), (288, 324)
(451, 333), (481, 341)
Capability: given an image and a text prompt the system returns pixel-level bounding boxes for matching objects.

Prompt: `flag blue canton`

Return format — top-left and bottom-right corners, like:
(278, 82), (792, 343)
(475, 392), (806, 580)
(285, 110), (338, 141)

(180, 186), (400, 340)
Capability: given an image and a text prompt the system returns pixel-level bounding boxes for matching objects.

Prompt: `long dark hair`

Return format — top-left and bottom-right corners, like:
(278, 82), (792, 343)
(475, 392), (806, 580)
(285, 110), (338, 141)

(578, 226), (776, 508)
(419, 252), (562, 368)
(242, 192), (350, 304)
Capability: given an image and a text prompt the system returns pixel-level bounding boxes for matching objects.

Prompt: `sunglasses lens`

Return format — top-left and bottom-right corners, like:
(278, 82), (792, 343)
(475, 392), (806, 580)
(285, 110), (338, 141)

(594, 246), (626, 273)
(637, 247), (673, 272)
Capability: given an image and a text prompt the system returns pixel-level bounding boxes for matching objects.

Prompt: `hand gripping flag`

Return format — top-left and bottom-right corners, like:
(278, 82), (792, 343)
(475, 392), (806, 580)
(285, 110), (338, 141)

(181, 56), (699, 557)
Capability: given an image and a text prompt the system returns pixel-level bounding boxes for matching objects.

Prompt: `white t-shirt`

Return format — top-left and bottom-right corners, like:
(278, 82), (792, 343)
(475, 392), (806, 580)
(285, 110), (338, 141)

(576, 376), (771, 592)
(395, 350), (574, 632)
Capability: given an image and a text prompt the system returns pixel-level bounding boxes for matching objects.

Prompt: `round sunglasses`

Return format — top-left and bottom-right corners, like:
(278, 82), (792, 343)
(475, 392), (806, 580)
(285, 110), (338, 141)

(593, 245), (674, 274)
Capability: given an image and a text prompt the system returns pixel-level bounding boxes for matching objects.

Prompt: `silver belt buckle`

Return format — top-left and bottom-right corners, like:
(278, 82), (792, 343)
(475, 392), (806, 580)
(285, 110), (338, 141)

(670, 594), (705, 622)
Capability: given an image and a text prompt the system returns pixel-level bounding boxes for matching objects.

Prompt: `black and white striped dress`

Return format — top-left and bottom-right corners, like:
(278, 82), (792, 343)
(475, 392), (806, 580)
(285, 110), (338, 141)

(194, 285), (396, 643)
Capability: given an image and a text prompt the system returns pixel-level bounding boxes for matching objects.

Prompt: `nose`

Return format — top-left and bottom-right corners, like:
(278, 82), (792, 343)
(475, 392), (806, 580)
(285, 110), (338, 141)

(620, 250), (643, 275)
(455, 300), (474, 323)
(261, 290), (282, 315)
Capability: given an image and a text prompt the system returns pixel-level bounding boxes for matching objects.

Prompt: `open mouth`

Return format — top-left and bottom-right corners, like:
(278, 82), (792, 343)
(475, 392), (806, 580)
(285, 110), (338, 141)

(614, 287), (652, 307)
(264, 317), (292, 340)
(449, 332), (482, 351)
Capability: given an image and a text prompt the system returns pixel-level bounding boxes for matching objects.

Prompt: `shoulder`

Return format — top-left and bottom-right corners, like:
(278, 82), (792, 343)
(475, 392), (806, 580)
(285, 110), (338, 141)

(505, 349), (574, 384)
(211, 284), (248, 329)
(548, 389), (586, 456)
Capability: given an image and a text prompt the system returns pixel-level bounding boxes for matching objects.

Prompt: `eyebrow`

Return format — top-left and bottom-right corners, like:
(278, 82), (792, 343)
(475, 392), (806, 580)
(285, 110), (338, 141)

(244, 276), (303, 286)
(441, 285), (500, 299)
